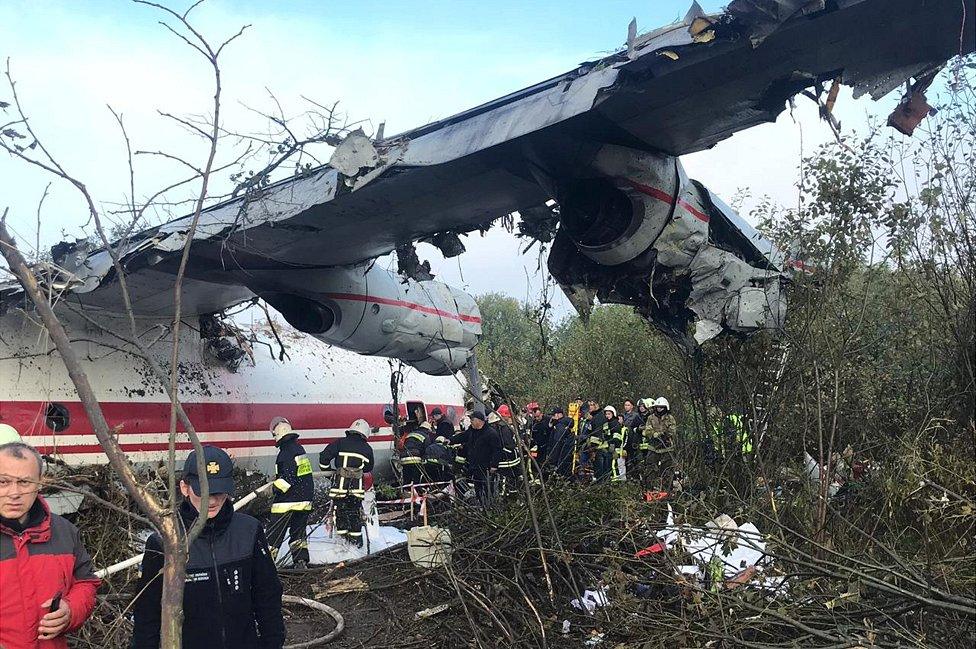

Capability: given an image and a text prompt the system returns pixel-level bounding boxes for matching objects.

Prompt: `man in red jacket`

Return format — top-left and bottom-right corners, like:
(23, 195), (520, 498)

(0, 440), (100, 649)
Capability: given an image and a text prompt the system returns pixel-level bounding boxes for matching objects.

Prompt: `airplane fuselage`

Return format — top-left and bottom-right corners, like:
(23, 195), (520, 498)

(0, 308), (465, 481)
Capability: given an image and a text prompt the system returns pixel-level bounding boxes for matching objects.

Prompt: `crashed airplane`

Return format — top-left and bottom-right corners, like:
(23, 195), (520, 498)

(0, 0), (972, 471)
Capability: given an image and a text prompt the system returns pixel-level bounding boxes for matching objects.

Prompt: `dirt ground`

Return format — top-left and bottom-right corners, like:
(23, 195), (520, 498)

(279, 547), (455, 649)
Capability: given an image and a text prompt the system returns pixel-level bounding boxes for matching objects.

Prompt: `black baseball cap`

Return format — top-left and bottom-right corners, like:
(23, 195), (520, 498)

(469, 411), (486, 422)
(182, 445), (235, 496)
(431, 407), (443, 416)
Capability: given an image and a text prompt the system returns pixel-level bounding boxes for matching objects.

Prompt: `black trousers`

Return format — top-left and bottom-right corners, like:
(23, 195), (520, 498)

(402, 462), (423, 486)
(423, 462), (450, 484)
(334, 495), (365, 547)
(268, 510), (310, 564)
(472, 469), (495, 508)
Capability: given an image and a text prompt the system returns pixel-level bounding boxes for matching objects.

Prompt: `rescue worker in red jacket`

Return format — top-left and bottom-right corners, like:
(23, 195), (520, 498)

(1, 440), (100, 649)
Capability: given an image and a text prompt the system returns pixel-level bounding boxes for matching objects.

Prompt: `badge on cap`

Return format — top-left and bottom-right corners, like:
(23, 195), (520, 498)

(206, 461), (221, 475)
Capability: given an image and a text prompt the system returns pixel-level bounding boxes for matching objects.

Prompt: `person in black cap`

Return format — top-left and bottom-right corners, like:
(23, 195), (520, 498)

(429, 407), (455, 439)
(464, 411), (501, 508)
(131, 445), (285, 649)
(267, 417), (313, 568)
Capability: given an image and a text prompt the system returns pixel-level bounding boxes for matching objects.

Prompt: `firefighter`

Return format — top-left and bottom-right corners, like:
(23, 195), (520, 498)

(603, 406), (627, 482)
(586, 402), (611, 480)
(646, 397), (677, 487)
(547, 407), (575, 478)
(401, 421), (430, 487)
(622, 399), (645, 477)
(131, 446), (284, 649)
(633, 398), (654, 479)
(319, 419), (375, 547)
(526, 402), (550, 470)
(267, 417), (313, 567)
(493, 405), (522, 495)
(422, 435), (454, 484)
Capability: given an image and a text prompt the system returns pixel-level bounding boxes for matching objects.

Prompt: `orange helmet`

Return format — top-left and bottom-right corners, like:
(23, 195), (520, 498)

(497, 404), (512, 418)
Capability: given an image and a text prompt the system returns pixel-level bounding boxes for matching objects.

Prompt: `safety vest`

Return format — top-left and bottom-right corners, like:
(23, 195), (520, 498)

(730, 414), (753, 455)
(329, 451), (369, 498)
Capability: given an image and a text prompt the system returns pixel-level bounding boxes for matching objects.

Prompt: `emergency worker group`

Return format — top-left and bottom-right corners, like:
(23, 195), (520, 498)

(0, 395), (752, 649)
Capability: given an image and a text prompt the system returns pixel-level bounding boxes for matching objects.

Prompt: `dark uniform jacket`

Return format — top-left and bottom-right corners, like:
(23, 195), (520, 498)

(529, 417), (551, 461)
(434, 419), (455, 439)
(423, 439), (454, 466)
(464, 423), (503, 472)
(131, 501), (285, 649)
(401, 426), (429, 464)
(496, 422), (521, 469)
(271, 435), (313, 513)
(320, 434), (375, 498)
(546, 417), (575, 474)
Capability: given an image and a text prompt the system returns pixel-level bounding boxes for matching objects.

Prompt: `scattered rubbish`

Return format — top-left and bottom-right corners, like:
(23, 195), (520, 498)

(635, 542), (666, 558)
(562, 619), (571, 635)
(414, 602), (451, 621)
(570, 586), (609, 614)
(311, 575), (369, 598)
(643, 490), (668, 502)
(584, 631), (606, 647)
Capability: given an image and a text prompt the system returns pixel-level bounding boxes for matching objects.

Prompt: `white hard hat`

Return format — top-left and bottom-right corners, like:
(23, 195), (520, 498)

(0, 423), (23, 445)
(653, 397), (670, 410)
(419, 421), (433, 431)
(603, 405), (617, 417)
(347, 419), (371, 437)
(270, 416), (294, 442)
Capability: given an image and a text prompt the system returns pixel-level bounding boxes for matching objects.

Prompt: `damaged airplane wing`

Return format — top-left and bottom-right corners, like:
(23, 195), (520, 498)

(2, 0), (972, 369)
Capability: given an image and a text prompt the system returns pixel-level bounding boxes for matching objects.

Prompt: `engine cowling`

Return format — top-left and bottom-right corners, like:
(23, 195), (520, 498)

(549, 143), (787, 344)
(246, 264), (481, 375)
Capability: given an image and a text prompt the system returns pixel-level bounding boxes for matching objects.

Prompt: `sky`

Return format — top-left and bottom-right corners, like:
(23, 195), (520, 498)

(0, 0), (911, 317)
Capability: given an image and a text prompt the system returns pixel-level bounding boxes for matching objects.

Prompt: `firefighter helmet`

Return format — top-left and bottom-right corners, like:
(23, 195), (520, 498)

(652, 397), (670, 410)
(604, 405), (617, 417)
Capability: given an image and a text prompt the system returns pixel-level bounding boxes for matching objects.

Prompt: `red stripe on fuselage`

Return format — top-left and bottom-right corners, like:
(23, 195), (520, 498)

(0, 401), (463, 439)
(625, 179), (710, 223)
(323, 292), (481, 324)
(32, 434), (395, 455)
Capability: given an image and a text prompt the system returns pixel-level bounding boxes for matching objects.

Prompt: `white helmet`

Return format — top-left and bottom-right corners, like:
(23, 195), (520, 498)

(419, 421), (433, 432)
(639, 398), (653, 410)
(603, 405), (617, 417)
(653, 397), (670, 410)
(0, 423), (23, 445)
(270, 417), (294, 442)
(347, 418), (371, 437)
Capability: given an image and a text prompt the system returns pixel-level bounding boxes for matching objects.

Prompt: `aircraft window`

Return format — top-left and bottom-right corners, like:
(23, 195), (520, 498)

(45, 403), (70, 432)
(405, 401), (427, 423)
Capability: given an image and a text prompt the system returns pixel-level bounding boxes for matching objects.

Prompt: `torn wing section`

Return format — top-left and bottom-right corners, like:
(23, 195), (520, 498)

(546, 144), (786, 345)
(243, 263), (481, 376)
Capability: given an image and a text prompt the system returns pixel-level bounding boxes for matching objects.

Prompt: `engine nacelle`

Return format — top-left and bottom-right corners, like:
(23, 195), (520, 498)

(549, 144), (787, 344)
(246, 265), (481, 375)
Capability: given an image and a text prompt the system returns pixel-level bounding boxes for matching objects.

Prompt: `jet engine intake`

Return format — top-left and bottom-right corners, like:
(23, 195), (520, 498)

(247, 264), (481, 376)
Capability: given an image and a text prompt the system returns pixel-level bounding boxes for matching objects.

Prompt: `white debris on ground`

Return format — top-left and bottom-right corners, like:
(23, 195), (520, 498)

(657, 504), (786, 592)
(570, 586), (609, 614)
(277, 490), (407, 566)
